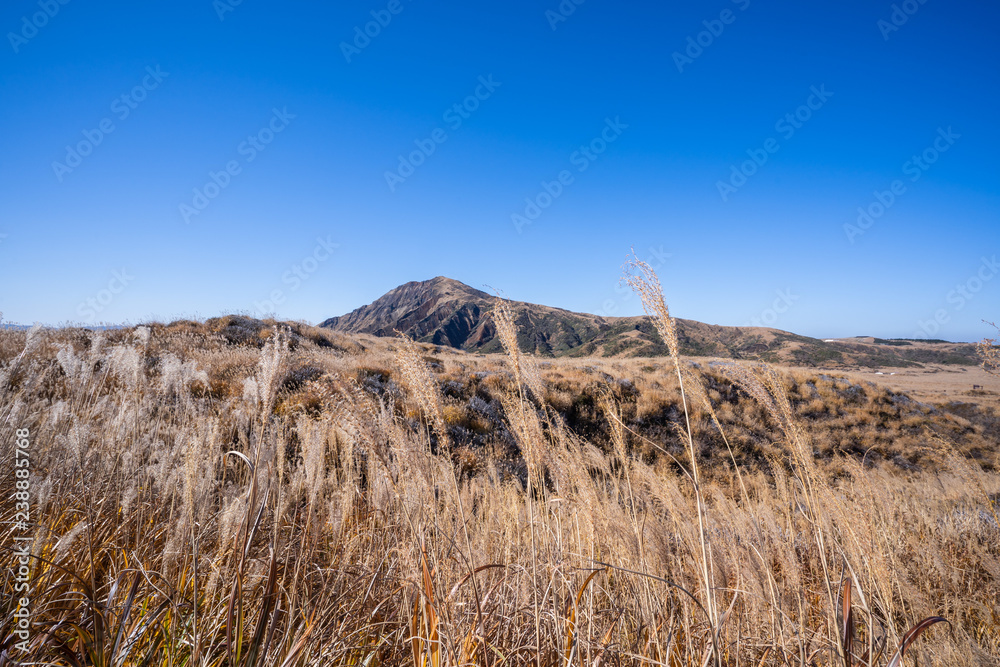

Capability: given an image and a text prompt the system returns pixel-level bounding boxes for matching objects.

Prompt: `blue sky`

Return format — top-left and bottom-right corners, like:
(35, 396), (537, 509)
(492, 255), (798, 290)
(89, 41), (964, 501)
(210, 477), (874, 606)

(0, 0), (997, 341)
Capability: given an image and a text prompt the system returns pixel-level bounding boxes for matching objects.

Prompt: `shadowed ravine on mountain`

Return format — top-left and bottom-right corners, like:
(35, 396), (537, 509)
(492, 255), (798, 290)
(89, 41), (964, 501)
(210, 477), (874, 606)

(321, 276), (980, 368)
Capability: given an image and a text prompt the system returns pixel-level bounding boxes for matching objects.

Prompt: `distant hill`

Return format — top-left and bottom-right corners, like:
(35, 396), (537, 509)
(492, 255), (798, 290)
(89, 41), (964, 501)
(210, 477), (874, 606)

(0, 323), (127, 331)
(320, 277), (980, 368)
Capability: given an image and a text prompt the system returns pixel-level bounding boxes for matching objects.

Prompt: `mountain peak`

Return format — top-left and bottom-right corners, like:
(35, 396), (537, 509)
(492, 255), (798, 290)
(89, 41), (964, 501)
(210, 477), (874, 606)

(415, 276), (490, 297)
(320, 277), (496, 348)
(321, 277), (605, 353)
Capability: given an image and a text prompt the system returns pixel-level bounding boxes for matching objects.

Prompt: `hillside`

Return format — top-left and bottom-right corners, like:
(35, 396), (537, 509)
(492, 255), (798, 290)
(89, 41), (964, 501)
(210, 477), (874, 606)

(321, 277), (981, 368)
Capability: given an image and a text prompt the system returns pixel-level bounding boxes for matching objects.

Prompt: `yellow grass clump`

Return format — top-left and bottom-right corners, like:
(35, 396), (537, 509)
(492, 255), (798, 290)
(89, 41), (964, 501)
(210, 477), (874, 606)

(979, 321), (1000, 375)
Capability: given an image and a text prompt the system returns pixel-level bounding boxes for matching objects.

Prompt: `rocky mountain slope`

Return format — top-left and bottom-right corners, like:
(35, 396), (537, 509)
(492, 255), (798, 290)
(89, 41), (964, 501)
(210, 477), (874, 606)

(321, 277), (980, 368)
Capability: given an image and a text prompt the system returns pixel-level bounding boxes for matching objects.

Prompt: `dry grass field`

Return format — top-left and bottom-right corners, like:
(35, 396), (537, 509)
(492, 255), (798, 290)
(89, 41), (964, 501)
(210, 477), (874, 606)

(2, 262), (998, 666)
(833, 364), (1000, 409)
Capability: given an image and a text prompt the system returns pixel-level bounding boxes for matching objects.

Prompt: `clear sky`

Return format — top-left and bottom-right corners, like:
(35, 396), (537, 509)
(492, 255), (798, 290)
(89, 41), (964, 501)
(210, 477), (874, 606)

(1, 0), (997, 341)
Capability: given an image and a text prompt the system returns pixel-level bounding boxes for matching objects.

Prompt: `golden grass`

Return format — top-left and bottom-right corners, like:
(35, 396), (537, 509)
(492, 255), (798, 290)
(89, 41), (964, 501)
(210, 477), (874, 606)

(979, 321), (1000, 375)
(0, 287), (998, 666)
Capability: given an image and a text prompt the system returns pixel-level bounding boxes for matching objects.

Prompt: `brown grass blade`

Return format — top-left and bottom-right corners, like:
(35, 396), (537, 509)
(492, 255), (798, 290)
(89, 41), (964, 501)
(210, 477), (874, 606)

(840, 577), (854, 667)
(446, 563), (506, 601)
(566, 568), (606, 665)
(886, 617), (949, 667)
(225, 569), (245, 666)
(276, 617), (316, 667)
(245, 547), (279, 667)
(410, 546), (440, 667)
(591, 612), (622, 667)
(108, 571), (142, 662)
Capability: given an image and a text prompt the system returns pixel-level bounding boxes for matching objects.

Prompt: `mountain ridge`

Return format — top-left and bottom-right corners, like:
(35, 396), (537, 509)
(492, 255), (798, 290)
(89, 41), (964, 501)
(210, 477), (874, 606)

(320, 277), (980, 368)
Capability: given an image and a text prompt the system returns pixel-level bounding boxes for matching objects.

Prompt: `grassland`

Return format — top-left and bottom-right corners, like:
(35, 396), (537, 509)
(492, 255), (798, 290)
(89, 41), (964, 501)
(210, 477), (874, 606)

(1, 270), (998, 666)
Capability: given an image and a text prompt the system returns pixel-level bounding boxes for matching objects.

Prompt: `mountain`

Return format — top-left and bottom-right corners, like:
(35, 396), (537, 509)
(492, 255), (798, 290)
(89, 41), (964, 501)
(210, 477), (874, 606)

(320, 276), (603, 354)
(321, 277), (494, 348)
(320, 277), (980, 368)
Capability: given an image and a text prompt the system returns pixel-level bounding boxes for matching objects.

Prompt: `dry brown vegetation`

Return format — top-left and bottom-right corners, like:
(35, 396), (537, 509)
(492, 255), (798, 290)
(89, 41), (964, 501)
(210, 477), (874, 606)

(2, 273), (999, 666)
(978, 322), (1000, 376)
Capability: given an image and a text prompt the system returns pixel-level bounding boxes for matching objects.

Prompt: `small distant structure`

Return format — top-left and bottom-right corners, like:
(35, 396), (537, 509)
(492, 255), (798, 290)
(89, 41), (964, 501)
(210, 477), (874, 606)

(823, 339), (836, 342)
(973, 384), (983, 390)
(874, 371), (884, 375)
